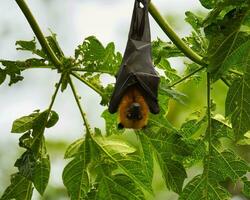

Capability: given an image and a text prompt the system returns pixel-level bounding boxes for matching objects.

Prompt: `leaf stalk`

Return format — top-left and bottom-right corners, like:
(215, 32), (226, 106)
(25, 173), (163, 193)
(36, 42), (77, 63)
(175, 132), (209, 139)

(15, 0), (62, 67)
(149, 2), (207, 66)
(69, 77), (92, 134)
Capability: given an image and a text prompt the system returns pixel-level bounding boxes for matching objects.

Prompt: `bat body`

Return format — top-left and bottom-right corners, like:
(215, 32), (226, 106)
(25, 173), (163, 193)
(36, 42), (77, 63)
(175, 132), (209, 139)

(109, 0), (160, 129)
(118, 86), (149, 129)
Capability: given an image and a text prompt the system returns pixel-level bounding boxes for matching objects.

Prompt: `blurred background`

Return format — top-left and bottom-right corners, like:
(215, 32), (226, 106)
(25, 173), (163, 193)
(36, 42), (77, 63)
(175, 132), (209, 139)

(0, 0), (243, 200)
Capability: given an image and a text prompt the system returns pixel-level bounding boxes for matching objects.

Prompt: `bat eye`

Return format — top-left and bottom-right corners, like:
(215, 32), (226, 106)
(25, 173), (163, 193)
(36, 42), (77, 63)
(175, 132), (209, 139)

(127, 113), (132, 118)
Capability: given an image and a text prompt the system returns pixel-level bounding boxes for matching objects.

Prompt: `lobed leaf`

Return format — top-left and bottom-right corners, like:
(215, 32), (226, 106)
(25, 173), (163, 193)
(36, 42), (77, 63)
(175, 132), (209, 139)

(96, 174), (145, 200)
(93, 136), (153, 194)
(224, 40), (250, 140)
(0, 173), (33, 200)
(179, 175), (230, 200)
(63, 135), (91, 200)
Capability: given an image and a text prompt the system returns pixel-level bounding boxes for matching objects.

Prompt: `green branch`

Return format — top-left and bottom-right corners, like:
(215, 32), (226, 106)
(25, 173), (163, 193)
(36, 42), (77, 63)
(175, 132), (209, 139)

(47, 76), (63, 113)
(71, 72), (103, 96)
(207, 73), (212, 153)
(149, 2), (207, 66)
(15, 0), (62, 67)
(69, 77), (91, 134)
(170, 66), (206, 87)
(228, 69), (243, 76)
(31, 76), (63, 148)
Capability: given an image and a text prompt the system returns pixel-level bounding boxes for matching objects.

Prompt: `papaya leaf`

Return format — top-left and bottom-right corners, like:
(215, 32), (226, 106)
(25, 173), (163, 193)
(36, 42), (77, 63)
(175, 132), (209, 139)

(0, 173), (33, 200)
(11, 112), (40, 133)
(64, 138), (84, 159)
(223, 40), (250, 140)
(93, 136), (153, 194)
(96, 174), (145, 200)
(144, 128), (189, 193)
(63, 134), (91, 200)
(75, 36), (122, 75)
(179, 175), (230, 200)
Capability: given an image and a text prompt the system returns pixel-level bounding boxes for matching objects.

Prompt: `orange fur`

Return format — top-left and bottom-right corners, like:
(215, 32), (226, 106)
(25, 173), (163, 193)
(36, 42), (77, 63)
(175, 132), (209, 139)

(118, 86), (149, 129)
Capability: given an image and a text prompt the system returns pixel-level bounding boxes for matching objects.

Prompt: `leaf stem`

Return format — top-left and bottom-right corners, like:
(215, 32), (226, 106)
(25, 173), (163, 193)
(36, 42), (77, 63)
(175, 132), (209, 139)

(69, 77), (91, 134)
(149, 2), (207, 66)
(31, 76), (62, 148)
(228, 69), (243, 76)
(207, 73), (212, 153)
(71, 72), (103, 96)
(169, 66), (206, 87)
(15, 0), (62, 67)
(47, 76), (63, 113)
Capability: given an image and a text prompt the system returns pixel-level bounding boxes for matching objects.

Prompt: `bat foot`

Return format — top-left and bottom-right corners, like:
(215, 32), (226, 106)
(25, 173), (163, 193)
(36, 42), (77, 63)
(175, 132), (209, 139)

(118, 123), (124, 129)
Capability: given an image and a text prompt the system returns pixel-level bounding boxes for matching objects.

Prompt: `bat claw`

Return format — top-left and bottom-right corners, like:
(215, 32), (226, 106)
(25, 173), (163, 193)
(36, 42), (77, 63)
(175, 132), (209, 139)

(118, 123), (124, 129)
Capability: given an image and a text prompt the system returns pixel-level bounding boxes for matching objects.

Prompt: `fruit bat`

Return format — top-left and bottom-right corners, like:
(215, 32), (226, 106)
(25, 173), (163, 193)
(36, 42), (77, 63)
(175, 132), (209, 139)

(108, 0), (160, 129)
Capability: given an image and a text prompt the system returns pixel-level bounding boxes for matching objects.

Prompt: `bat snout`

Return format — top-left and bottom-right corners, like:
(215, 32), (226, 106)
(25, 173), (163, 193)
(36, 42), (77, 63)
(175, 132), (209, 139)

(127, 102), (143, 120)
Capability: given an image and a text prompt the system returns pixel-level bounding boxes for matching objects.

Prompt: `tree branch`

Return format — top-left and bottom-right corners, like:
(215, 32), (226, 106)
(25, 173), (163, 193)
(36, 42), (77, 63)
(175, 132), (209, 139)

(149, 2), (207, 67)
(15, 0), (62, 67)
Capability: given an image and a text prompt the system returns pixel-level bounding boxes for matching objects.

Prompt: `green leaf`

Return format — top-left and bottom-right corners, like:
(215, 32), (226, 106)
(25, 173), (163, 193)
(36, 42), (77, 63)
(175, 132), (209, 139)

(224, 40), (250, 140)
(0, 60), (24, 85)
(179, 175), (230, 200)
(210, 117), (233, 141)
(11, 112), (40, 133)
(95, 137), (137, 156)
(63, 158), (90, 200)
(152, 38), (183, 65)
(63, 136), (91, 200)
(180, 119), (205, 139)
(159, 82), (187, 105)
(209, 148), (249, 183)
(32, 138), (50, 195)
(185, 11), (203, 31)
(208, 32), (249, 81)
(207, 8), (250, 80)
(159, 157), (187, 194)
(75, 36), (122, 75)
(156, 60), (181, 83)
(16, 38), (46, 58)
(199, 0), (217, 9)
(0, 173), (33, 200)
(81, 73), (114, 106)
(14, 150), (36, 180)
(64, 138), (84, 159)
(96, 174), (145, 200)
(93, 136), (153, 194)
(0, 68), (6, 85)
(102, 109), (124, 136)
(32, 154), (50, 195)
(138, 134), (154, 185)
(243, 178), (250, 198)
(46, 110), (59, 128)
(144, 128), (188, 193)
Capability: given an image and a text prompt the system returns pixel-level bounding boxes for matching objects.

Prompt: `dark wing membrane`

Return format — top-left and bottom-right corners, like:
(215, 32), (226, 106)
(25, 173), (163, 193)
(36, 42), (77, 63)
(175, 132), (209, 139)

(108, 0), (160, 114)
(135, 72), (160, 114)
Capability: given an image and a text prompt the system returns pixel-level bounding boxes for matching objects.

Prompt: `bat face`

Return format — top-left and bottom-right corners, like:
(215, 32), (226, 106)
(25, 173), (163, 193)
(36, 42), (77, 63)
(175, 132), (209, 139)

(118, 86), (149, 129)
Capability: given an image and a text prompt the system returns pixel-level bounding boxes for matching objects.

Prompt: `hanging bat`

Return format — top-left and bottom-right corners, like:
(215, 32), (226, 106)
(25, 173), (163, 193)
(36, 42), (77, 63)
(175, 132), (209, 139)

(108, 0), (160, 129)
